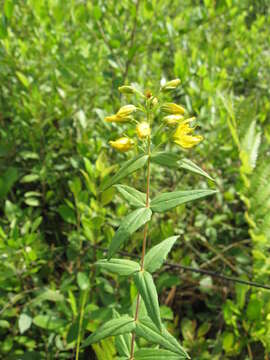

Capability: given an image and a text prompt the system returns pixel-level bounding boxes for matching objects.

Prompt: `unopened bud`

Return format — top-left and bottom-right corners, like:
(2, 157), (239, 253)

(109, 137), (134, 152)
(164, 114), (184, 126)
(145, 90), (152, 99)
(118, 85), (136, 94)
(161, 102), (185, 115)
(151, 97), (158, 106)
(162, 78), (181, 90)
(117, 104), (137, 117)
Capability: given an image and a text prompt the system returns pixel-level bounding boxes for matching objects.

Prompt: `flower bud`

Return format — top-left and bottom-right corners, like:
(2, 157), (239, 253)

(136, 122), (151, 139)
(118, 85), (136, 94)
(105, 104), (137, 123)
(162, 78), (181, 90)
(151, 97), (158, 106)
(105, 114), (127, 123)
(117, 104), (137, 118)
(164, 114), (184, 126)
(118, 85), (145, 98)
(109, 137), (134, 152)
(145, 90), (152, 99)
(161, 102), (185, 115)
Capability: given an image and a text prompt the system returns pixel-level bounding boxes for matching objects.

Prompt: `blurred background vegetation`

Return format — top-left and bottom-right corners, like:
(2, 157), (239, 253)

(0, 0), (270, 359)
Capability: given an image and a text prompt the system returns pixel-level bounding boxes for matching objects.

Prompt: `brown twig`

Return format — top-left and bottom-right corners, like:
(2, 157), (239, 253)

(198, 236), (238, 273)
(200, 239), (250, 269)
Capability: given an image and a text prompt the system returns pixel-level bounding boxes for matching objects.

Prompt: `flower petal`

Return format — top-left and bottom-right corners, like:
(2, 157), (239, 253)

(174, 134), (203, 148)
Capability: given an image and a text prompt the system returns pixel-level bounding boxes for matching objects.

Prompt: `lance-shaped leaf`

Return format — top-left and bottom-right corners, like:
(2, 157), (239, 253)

(178, 158), (214, 181)
(108, 208), (152, 259)
(115, 184), (146, 208)
(135, 317), (189, 358)
(96, 259), (140, 276)
(144, 236), (178, 273)
(83, 316), (135, 347)
(151, 189), (217, 213)
(101, 154), (148, 191)
(113, 310), (133, 358)
(151, 152), (179, 168)
(115, 331), (132, 358)
(134, 348), (186, 359)
(133, 271), (162, 330)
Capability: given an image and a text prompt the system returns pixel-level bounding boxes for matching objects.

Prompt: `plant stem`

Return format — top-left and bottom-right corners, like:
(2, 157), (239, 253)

(130, 135), (151, 359)
(75, 290), (88, 360)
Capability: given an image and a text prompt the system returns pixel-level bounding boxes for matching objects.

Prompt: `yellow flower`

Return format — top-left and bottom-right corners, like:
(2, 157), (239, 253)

(164, 114), (185, 126)
(173, 120), (203, 149)
(105, 104), (136, 123)
(161, 102), (185, 115)
(162, 78), (181, 90)
(136, 122), (151, 139)
(109, 137), (134, 152)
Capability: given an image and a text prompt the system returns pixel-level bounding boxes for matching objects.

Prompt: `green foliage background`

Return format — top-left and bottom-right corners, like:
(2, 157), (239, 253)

(0, 0), (270, 358)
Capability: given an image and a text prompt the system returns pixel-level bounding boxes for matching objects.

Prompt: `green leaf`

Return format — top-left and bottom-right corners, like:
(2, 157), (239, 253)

(101, 187), (116, 206)
(246, 298), (261, 321)
(24, 197), (40, 207)
(77, 272), (90, 290)
(240, 121), (261, 173)
(151, 153), (214, 181)
(76, 110), (87, 129)
(113, 310), (132, 358)
(96, 259), (140, 276)
(83, 316), (135, 347)
(115, 184), (146, 208)
(33, 289), (64, 303)
(33, 315), (65, 330)
(0, 320), (10, 329)
(151, 152), (179, 168)
(0, 15), (7, 39)
(20, 151), (39, 160)
(133, 271), (161, 330)
(0, 167), (19, 199)
(96, 151), (107, 173)
(144, 236), (178, 273)
(101, 154), (148, 191)
(116, 337), (131, 358)
(235, 282), (249, 310)
(134, 348), (185, 359)
(108, 207), (152, 259)
(58, 205), (76, 224)
(151, 189), (217, 213)
(93, 5), (102, 20)
(20, 174), (39, 183)
(67, 319), (79, 343)
(222, 332), (234, 352)
(179, 158), (214, 181)
(197, 322), (211, 338)
(18, 314), (32, 334)
(4, 0), (14, 19)
(135, 317), (189, 358)
(16, 71), (30, 88)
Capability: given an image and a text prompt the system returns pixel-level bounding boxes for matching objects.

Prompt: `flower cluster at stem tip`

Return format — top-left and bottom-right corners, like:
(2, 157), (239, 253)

(104, 79), (203, 152)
